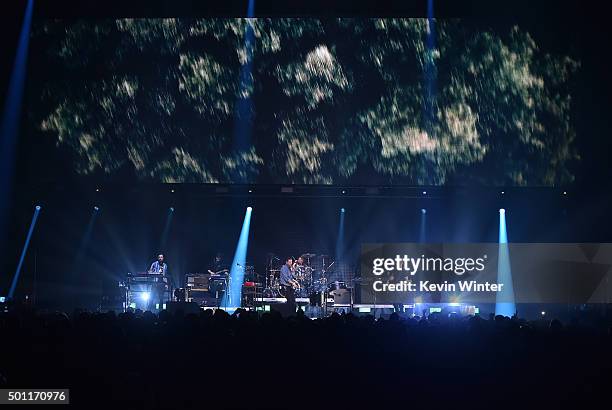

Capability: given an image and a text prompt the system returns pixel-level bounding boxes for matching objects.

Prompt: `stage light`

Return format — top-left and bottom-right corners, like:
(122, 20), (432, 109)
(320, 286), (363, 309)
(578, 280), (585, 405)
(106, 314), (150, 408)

(419, 207), (427, 243)
(230, 0), (255, 163)
(0, 0), (34, 248)
(423, 0), (437, 148)
(171, 189), (175, 193)
(160, 206), (175, 250)
(223, 207), (253, 308)
(341, 190), (346, 194)
(563, 191), (567, 195)
(422, 191), (427, 195)
(71, 206), (100, 278)
(335, 207), (346, 269)
(8, 204), (41, 298)
(541, 311), (546, 316)
(495, 207), (516, 317)
(248, 189), (253, 193)
(501, 191), (505, 195)
(95, 188), (100, 192)
(141, 292), (150, 301)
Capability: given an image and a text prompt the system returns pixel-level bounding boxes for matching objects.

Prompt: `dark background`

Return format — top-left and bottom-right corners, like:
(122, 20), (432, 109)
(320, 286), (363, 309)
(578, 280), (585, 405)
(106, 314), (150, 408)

(1, 0), (611, 311)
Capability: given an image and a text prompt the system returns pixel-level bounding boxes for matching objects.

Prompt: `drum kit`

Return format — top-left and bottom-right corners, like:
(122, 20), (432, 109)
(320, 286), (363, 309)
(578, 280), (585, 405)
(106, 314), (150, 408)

(178, 254), (356, 312)
(262, 253), (347, 305)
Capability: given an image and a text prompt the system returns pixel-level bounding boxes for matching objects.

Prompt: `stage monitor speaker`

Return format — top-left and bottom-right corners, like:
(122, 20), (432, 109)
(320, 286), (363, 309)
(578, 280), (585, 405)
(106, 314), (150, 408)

(331, 289), (351, 304)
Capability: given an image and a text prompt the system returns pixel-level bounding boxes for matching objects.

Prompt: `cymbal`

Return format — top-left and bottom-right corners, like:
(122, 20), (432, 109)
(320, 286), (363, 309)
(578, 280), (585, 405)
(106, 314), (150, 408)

(302, 253), (317, 257)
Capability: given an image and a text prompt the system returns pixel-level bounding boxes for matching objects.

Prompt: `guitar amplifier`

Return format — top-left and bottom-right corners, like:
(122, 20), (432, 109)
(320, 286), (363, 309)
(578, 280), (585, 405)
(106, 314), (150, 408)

(187, 289), (220, 307)
(241, 283), (261, 308)
(185, 273), (210, 290)
(331, 289), (351, 305)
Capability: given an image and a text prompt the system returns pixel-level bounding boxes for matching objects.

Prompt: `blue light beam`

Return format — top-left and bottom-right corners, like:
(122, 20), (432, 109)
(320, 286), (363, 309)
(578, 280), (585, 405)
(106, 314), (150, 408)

(222, 207), (253, 308)
(0, 0), (35, 250)
(419, 209), (427, 243)
(423, 0), (437, 130)
(71, 207), (100, 277)
(230, 0), (256, 182)
(160, 207), (174, 250)
(8, 204), (41, 298)
(335, 208), (346, 264)
(495, 209), (516, 317)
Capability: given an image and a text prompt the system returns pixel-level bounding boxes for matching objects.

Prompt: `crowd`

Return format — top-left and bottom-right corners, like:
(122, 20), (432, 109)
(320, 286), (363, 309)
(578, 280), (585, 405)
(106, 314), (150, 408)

(0, 306), (610, 408)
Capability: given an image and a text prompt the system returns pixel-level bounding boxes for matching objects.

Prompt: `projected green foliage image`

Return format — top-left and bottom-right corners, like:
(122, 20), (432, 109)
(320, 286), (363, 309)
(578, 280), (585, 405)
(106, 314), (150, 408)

(33, 18), (579, 185)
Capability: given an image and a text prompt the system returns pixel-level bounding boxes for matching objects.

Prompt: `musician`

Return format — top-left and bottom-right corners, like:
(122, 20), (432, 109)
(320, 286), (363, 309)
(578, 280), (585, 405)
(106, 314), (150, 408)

(207, 253), (228, 302)
(207, 253), (228, 276)
(293, 255), (305, 281)
(147, 253), (167, 311)
(149, 254), (167, 275)
(280, 257), (298, 314)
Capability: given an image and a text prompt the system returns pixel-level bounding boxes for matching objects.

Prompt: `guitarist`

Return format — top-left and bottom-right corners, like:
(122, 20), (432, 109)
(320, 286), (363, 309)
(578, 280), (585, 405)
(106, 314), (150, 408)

(280, 257), (299, 314)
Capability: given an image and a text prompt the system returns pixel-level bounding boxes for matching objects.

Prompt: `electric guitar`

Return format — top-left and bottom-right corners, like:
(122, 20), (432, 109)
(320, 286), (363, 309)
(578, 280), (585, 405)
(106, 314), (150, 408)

(288, 278), (301, 290)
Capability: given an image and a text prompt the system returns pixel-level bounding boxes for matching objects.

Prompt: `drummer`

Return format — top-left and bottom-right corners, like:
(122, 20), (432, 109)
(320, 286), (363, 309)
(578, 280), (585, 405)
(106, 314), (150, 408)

(294, 255), (313, 280)
(294, 255), (305, 277)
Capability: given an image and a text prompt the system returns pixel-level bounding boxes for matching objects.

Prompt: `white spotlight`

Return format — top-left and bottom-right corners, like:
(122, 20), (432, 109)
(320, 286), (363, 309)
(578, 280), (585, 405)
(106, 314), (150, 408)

(141, 292), (150, 302)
